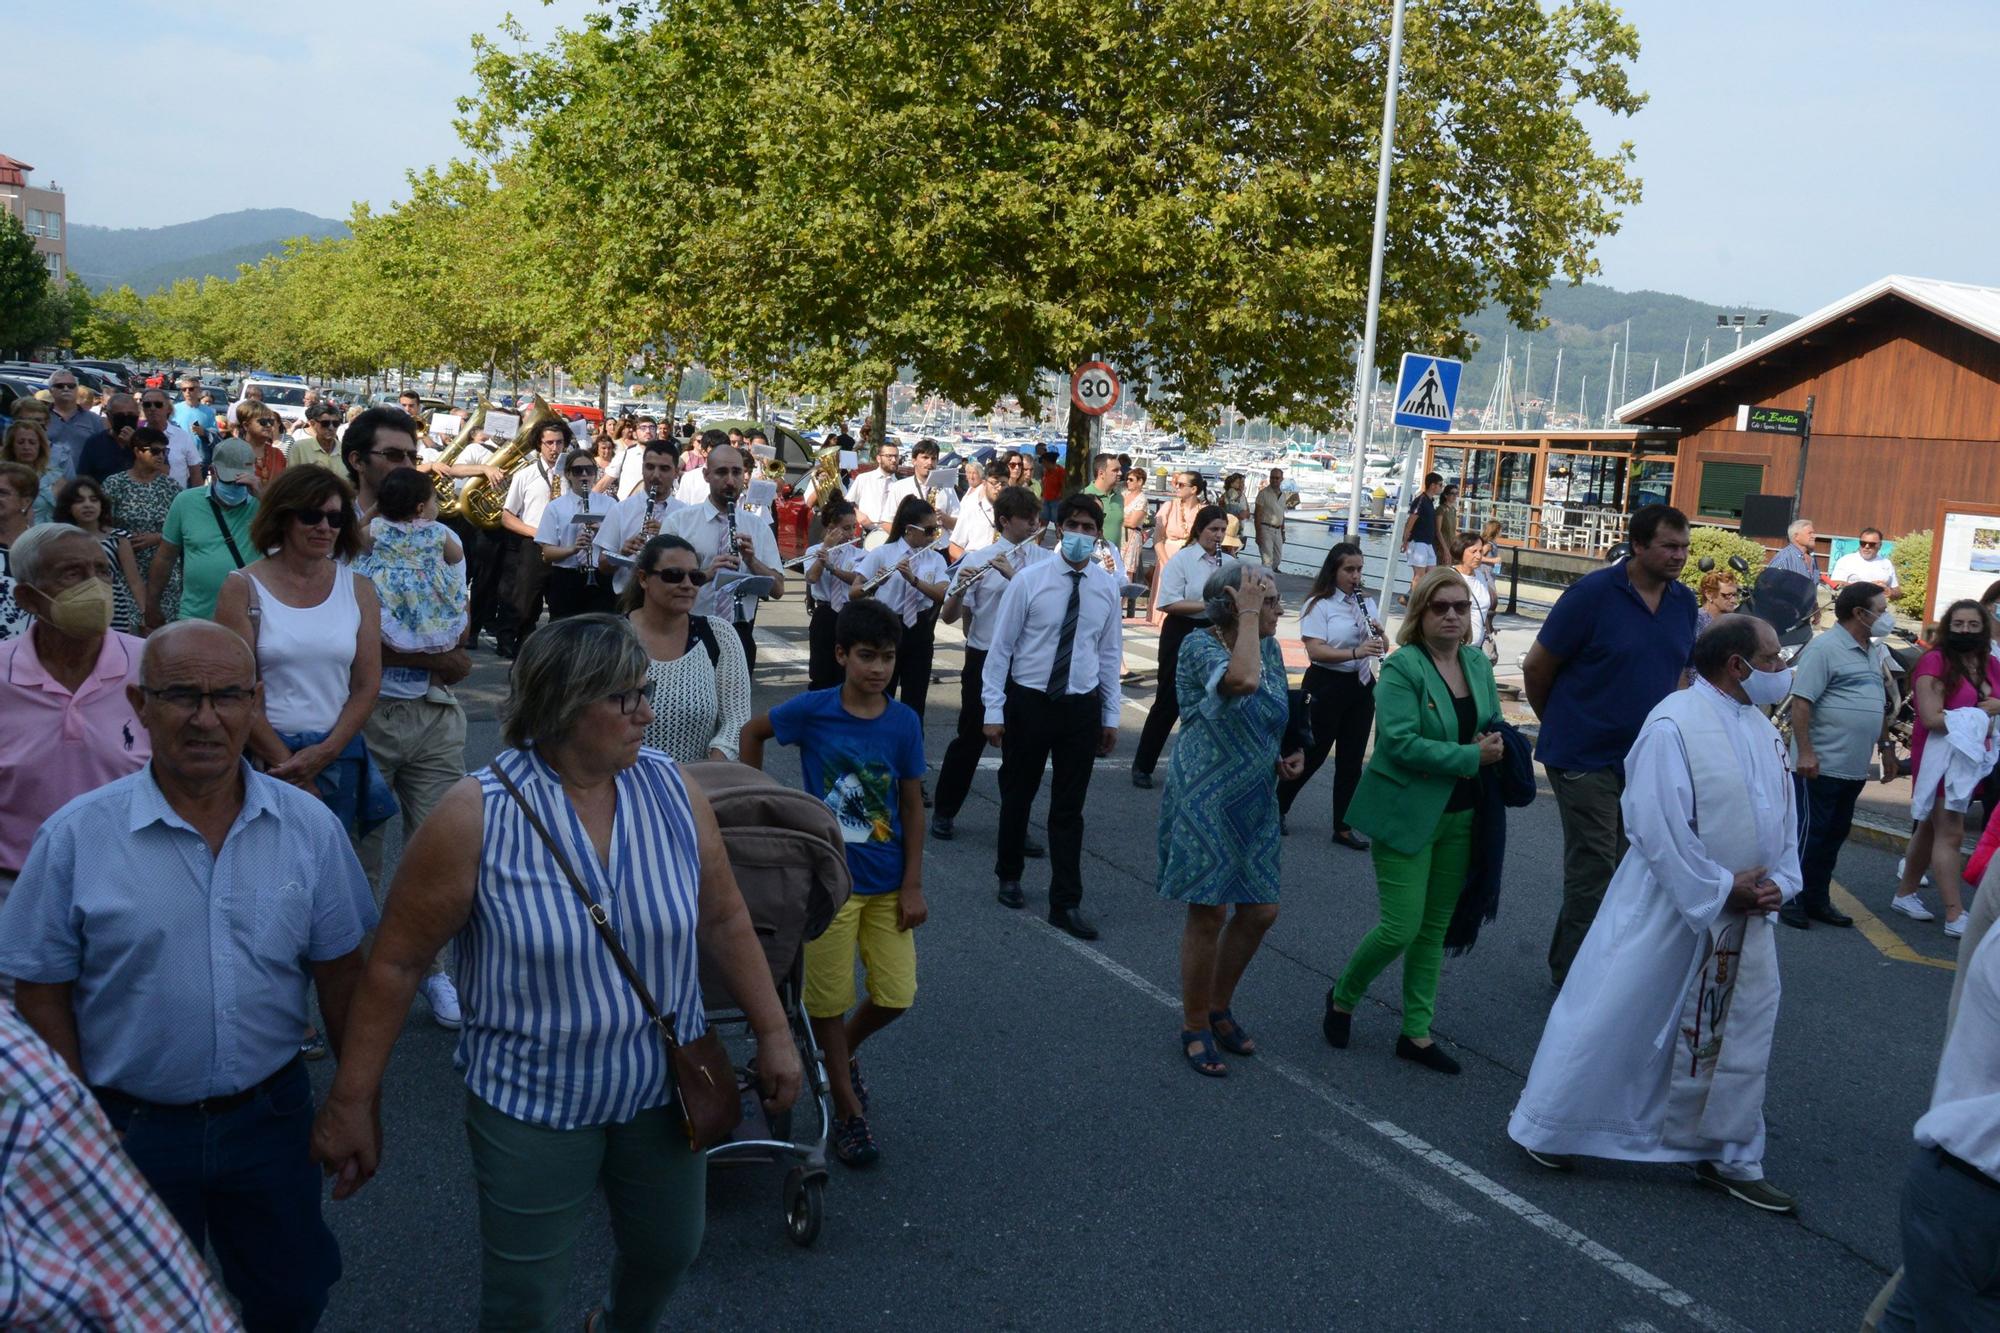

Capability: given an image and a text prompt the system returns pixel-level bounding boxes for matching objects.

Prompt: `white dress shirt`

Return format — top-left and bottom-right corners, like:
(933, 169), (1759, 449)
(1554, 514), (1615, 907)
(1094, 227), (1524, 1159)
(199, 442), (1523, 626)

(1157, 543), (1233, 609)
(956, 536), (1050, 652)
(955, 490), (997, 552)
(502, 457), (563, 531)
(887, 473), (960, 528)
(598, 488), (686, 595)
(846, 468), (899, 525)
(1300, 590), (1381, 682)
(662, 501), (781, 623)
(1914, 928), (2000, 1178)
(162, 422), (202, 486)
(857, 538), (948, 627)
(673, 469), (712, 507)
(807, 540), (864, 610)
(607, 445), (651, 500)
(534, 491), (612, 571)
(981, 555), (1123, 727)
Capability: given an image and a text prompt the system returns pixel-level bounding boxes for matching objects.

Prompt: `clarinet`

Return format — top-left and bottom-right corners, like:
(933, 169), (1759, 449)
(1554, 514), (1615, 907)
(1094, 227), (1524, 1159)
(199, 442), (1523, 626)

(580, 491), (598, 586)
(725, 496), (743, 622)
(639, 483), (664, 541)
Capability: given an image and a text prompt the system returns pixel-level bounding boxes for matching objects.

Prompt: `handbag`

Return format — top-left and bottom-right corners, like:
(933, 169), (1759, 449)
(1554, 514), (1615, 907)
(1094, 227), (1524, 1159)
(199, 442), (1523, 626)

(492, 765), (741, 1150)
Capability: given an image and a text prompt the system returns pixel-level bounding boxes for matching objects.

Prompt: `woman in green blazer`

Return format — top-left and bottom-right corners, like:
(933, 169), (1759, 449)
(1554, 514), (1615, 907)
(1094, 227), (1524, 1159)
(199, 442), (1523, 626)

(1323, 567), (1504, 1075)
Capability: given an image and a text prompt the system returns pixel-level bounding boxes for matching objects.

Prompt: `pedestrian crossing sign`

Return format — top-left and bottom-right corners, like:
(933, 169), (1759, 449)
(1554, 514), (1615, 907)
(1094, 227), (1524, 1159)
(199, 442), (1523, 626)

(1391, 353), (1462, 431)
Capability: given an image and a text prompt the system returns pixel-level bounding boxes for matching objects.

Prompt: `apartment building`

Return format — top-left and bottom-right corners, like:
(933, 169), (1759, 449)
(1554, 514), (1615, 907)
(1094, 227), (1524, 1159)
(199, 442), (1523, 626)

(0, 155), (66, 283)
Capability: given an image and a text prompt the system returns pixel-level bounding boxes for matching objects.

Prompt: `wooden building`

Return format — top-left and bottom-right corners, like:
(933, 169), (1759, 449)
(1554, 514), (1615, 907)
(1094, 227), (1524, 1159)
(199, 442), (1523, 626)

(1418, 428), (1682, 556)
(1616, 275), (2000, 543)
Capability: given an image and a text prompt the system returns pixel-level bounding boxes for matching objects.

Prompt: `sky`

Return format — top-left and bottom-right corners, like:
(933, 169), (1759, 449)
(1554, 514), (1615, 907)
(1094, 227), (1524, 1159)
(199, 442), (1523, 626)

(9, 1), (1998, 315)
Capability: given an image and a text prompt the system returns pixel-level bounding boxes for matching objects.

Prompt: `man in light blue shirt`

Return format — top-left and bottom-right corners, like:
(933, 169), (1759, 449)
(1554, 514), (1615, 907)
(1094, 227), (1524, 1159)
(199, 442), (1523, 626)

(1768, 518), (1818, 580)
(0, 620), (375, 1330)
(171, 373), (216, 454)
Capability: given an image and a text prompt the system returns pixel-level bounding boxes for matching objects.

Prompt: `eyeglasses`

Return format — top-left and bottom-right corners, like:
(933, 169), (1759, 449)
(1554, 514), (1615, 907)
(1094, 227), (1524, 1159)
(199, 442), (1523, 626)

(568, 466), (599, 478)
(912, 526), (940, 537)
(1859, 542), (1881, 551)
(606, 685), (653, 716)
(133, 445), (164, 456)
(290, 507), (350, 528)
(372, 448), (420, 464)
(1429, 599), (1471, 615)
(142, 400), (169, 410)
(645, 566), (709, 587)
(142, 685), (256, 713)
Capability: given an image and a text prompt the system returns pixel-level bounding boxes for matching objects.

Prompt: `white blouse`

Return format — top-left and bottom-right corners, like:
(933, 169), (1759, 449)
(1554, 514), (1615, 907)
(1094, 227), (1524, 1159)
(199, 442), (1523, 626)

(640, 615), (752, 761)
(857, 538), (949, 626)
(1300, 590), (1381, 678)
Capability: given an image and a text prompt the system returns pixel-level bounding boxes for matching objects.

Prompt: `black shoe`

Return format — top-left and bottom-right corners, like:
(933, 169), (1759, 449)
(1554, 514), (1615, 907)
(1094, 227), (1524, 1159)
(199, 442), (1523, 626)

(1805, 902), (1855, 928)
(1023, 837), (1046, 858)
(1395, 1035), (1461, 1076)
(1333, 829), (1371, 851)
(496, 638), (519, 660)
(1778, 903), (1810, 930)
(1131, 769), (1154, 790)
(930, 814), (954, 840)
(1049, 907), (1099, 940)
(1322, 992), (1351, 1049)
(996, 880), (1024, 909)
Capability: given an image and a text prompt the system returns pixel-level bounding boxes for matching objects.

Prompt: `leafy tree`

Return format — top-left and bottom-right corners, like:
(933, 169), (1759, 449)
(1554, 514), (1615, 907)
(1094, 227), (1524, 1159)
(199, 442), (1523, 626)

(73, 281), (147, 360)
(0, 211), (55, 356)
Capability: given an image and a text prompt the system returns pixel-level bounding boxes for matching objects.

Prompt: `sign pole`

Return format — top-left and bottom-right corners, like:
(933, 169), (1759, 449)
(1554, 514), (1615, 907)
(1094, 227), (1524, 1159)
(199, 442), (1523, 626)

(1379, 427), (1422, 617)
(1342, 0), (1408, 543)
(1790, 393), (1816, 514)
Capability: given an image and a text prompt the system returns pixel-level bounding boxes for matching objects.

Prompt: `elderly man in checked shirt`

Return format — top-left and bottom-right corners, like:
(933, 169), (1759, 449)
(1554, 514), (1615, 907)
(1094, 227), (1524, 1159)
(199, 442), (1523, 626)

(0, 620), (376, 1332)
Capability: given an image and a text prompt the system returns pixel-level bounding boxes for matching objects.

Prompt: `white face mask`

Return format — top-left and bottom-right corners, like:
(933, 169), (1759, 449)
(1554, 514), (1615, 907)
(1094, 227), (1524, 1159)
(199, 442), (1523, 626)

(1736, 658), (1794, 707)
(1870, 608), (1896, 640)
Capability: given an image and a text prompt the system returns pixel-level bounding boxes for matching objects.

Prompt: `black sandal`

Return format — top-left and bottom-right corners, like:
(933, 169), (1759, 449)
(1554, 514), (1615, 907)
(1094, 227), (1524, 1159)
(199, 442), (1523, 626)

(1181, 1029), (1227, 1078)
(1209, 1008), (1256, 1056)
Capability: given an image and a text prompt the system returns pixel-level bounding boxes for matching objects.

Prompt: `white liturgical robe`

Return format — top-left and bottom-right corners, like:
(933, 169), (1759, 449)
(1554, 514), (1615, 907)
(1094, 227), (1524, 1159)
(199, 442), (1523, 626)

(1509, 677), (1801, 1172)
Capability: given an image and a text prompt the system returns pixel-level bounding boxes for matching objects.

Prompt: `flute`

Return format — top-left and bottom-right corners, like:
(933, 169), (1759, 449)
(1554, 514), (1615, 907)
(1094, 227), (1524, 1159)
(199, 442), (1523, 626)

(945, 526), (1043, 598)
(786, 534), (864, 569)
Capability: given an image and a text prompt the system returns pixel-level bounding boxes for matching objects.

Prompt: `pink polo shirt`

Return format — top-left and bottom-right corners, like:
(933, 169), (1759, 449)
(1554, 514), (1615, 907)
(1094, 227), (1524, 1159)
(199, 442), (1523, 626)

(0, 630), (150, 873)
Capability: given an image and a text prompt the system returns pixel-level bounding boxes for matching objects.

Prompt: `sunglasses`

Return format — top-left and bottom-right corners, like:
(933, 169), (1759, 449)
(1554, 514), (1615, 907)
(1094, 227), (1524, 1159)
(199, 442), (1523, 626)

(1859, 542), (1881, 551)
(291, 507), (350, 528)
(1429, 599), (1471, 615)
(133, 445), (165, 456)
(372, 448), (420, 464)
(568, 466), (599, 477)
(645, 566), (709, 587)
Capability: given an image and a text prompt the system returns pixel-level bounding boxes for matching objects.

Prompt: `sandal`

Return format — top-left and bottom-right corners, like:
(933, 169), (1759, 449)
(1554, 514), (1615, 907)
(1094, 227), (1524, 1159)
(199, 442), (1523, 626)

(848, 1057), (870, 1115)
(1181, 1029), (1228, 1078)
(1209, 1009), (1256, 1057)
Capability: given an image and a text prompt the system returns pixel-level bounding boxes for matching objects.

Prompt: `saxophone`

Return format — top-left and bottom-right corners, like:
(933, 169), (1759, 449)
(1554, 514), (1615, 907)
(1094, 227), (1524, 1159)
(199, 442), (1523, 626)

(430, 401), (489, 516)
(458, 397), (558, 530)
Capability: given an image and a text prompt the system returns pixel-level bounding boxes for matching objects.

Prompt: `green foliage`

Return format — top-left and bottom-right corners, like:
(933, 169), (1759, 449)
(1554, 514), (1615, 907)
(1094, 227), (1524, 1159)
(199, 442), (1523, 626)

(0, 211), (55, 356)
(1890, 529), (1932, 619)
(1679, 525), (1767, 592)
(72, 282), (146, 360)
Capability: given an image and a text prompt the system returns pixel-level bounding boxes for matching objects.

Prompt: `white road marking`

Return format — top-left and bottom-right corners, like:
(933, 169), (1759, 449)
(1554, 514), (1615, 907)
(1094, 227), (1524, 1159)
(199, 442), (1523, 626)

(1024, 918), (1752, 1333)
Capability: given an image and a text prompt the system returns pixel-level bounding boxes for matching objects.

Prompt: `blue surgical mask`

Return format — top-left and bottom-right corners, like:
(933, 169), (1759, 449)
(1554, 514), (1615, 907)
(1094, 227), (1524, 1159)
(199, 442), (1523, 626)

(212, 480), (250, 506)
(1060, 531), (1096, 565)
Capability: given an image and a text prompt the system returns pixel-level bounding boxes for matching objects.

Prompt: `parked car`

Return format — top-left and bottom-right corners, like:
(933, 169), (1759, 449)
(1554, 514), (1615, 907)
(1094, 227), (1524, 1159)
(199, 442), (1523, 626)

(235, 377), (313, 425)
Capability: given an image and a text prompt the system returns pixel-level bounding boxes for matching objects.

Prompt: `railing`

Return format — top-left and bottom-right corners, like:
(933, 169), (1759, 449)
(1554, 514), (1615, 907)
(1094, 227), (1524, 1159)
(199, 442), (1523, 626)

(1455, 497), (1624, 556)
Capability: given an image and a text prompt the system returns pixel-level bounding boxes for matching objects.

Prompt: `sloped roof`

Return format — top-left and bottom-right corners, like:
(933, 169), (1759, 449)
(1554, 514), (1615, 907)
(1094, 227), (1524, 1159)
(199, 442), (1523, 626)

(0, 155), (29, 187)
(1616, 275), (2000, 423)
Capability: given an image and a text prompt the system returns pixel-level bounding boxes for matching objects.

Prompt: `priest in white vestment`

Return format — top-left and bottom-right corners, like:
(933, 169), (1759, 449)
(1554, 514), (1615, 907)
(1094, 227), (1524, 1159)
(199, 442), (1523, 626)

(1509, 614), (1804, 1214)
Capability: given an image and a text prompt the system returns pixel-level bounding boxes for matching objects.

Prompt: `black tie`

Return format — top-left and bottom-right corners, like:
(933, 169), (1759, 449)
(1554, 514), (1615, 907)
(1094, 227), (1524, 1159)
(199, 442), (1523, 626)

(1049, 570), (1084, 695)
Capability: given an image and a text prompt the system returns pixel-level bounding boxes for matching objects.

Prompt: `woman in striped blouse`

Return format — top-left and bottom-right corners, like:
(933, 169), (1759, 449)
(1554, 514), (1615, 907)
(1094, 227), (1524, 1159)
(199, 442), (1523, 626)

(311, 615), (800, 1331)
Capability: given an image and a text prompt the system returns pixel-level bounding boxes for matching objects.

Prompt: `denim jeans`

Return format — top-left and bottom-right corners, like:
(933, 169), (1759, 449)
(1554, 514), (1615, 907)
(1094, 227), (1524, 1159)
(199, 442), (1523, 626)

(98, 1058), (341, 1332)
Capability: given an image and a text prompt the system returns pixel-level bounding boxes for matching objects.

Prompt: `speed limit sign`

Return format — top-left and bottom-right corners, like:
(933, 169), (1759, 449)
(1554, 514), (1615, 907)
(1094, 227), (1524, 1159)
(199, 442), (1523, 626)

(1070, 361), (1121, 416)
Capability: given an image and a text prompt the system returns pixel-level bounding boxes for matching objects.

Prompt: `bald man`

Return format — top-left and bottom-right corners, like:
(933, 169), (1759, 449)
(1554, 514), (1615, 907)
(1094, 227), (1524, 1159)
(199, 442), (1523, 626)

(0, 620), (377, 1328)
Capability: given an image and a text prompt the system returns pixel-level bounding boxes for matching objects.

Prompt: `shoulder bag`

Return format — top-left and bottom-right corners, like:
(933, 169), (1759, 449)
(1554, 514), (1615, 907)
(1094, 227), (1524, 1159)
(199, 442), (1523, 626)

(492, 765), (741, 1150)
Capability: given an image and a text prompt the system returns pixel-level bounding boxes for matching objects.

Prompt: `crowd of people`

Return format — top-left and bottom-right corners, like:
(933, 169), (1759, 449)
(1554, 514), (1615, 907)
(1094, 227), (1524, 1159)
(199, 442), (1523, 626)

(0, 360), (1993, 1329)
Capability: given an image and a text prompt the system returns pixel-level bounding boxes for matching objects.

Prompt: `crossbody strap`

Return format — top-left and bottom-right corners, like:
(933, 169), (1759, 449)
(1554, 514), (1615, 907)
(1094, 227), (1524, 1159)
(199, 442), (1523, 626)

(491, 764), (677, 1040)
(207, 491), (248, 569)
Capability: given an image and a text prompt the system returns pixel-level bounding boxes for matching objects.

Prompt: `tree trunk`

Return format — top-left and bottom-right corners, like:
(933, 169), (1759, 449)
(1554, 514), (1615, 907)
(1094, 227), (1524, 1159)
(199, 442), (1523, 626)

(870, 384), (889, 457)
(1066, 400), (1093, 499)
(449, 366), (459, 403)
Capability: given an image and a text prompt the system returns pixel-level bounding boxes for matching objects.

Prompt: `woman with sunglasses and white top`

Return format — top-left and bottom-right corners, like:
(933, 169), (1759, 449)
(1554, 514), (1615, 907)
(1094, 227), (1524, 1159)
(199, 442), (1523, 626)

(1278, 541), (1386, 849)
(621, 534), (752, 762)
(855, 495), (949, 717)
(536, 448), (617, 621)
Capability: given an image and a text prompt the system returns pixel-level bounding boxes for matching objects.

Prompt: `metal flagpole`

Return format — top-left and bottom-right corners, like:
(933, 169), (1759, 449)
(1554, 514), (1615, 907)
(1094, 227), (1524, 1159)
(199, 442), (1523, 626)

(1342, 0), (1408, 542)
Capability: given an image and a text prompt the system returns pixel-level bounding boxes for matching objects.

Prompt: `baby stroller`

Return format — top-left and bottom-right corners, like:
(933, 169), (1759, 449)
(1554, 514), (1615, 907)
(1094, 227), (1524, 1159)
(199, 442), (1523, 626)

(683, 761), (852, 1247)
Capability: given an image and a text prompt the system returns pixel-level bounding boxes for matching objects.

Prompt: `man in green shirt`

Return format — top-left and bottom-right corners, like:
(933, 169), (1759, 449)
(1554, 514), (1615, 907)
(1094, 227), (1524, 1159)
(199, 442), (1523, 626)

(284, 404), (346, 471)
(1081, 454), (1124, 554)
(145, 439), (260, 625)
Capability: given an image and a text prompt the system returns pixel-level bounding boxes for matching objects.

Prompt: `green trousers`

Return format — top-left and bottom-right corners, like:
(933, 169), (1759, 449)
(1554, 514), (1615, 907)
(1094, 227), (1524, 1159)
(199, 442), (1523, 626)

(465, 1094), (707, 1333)
(1331, 808), (1474, 1039)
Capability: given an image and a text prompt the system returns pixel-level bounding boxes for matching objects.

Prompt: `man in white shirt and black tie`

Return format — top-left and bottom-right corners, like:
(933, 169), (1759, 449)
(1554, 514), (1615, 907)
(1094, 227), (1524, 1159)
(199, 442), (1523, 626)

(981, 494), (1124, 939)
(663, 442), (786, 671)
(599, 438), (686, 599)
(887, 439), (959, 550)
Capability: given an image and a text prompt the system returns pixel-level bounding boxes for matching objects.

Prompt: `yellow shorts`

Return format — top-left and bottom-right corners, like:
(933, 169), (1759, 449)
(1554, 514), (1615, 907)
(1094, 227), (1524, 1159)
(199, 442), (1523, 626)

(803, 891), (918, 1019)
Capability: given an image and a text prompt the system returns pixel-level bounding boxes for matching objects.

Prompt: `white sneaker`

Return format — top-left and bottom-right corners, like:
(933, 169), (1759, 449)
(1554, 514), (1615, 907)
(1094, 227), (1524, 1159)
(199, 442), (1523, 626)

(422, 974), (463, 1029)
(1945, 914), (1968, 939)
(1897, 857), (1934, 888)
(1891, 894), (1937, 922)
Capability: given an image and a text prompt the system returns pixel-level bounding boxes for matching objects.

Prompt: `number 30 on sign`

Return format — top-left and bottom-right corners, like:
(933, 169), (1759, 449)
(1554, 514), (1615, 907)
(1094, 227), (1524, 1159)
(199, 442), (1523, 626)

(1070, 361), (1121, 416)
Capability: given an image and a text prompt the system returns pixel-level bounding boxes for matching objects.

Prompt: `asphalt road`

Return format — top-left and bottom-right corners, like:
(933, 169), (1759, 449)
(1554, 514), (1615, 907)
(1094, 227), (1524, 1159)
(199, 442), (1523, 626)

(310, 591), (1961, 1331)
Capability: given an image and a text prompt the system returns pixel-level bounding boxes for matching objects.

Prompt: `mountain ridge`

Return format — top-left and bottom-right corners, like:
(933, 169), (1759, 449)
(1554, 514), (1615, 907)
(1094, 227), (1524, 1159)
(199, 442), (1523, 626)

(68, 208), (348, 292)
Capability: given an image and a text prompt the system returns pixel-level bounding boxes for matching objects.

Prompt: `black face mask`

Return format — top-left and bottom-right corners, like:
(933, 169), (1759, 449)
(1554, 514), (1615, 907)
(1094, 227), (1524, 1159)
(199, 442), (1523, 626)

(109, 413), (139, 434)
(1943, 630), (1988, 654)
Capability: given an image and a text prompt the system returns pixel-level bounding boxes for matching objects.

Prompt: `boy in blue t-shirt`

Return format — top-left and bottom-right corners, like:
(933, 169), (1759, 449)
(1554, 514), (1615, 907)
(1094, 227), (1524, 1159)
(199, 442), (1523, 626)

(741, 598), (927, 1167)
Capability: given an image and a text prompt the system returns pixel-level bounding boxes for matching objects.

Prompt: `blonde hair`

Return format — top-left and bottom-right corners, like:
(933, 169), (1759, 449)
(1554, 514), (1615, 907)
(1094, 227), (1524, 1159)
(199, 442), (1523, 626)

(1698, 570), (1740, 604)
(1397, 566), (1474, 648)
(5, 420), (50, 474)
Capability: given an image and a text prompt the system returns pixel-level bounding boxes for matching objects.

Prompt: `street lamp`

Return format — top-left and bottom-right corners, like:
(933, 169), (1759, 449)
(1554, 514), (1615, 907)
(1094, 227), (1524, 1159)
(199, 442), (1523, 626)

(1714, 313), (1771, 353)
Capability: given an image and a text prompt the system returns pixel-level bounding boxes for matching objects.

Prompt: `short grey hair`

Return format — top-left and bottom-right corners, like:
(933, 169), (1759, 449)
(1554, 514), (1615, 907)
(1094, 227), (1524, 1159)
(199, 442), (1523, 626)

(501, 614), (649, 749)
(9, 522), (95, 587)
(1788, 518), (1814, 539)
(1202, 560), (1263, 628)
(962, 461), (985, 483)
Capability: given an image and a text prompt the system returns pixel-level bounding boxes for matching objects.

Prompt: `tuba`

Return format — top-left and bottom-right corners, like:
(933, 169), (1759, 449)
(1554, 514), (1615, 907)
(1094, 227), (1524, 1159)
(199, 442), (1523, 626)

(808, 446), (843, 513)
(430, 400), (489, 516)
(459, 397), (559, 530)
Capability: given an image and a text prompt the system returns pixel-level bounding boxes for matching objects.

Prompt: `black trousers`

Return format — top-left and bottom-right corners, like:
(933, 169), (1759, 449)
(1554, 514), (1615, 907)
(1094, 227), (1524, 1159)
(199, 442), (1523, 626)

(889, 616), (938, 718)
(935, 647), (988, 819)
(807, 601), (843, 690)
(733, 620), (757, 673)
(1795, 772), (1866, 913)
(544, 566), (616, 621)
(995, 682), (1099, 906)
(1277, 667), (1376, 825)
(445, 516), (499, 640)
(509, 534), (550, 645)
(1134, 614), (1203, 775)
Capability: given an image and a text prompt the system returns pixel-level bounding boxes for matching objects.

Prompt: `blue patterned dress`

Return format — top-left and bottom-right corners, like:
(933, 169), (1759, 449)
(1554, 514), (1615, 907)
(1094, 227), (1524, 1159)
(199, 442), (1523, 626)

(1157, 630), (1287, 905)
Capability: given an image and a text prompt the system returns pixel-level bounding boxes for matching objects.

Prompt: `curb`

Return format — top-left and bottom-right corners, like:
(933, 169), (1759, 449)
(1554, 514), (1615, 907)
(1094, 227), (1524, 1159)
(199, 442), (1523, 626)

(1849, 819), (1909, 854)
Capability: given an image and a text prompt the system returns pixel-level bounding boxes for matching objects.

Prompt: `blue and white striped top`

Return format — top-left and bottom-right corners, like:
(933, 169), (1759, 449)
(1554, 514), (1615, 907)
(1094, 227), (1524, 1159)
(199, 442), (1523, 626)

(455, 746), (708, 1130)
